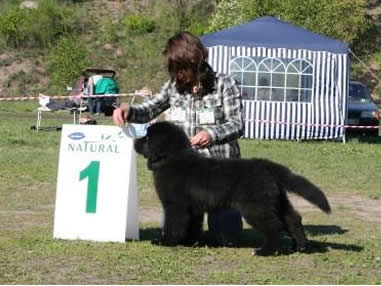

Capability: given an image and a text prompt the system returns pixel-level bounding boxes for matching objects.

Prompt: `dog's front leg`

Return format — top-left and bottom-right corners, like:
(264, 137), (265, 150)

(154, 204), (190, 246)
(181, 213), (203, 246)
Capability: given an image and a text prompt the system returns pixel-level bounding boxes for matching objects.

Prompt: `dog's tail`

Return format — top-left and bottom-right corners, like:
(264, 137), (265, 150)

(284, 173), (331, 213)
(268, 161), (331, 213)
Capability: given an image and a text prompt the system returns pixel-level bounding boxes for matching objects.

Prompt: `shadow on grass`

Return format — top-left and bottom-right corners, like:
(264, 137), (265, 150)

(303, 239), (363, 254)
(346, 132), (381, 144)
(304, 224), (348, 236)
(138, 225), (362, 255)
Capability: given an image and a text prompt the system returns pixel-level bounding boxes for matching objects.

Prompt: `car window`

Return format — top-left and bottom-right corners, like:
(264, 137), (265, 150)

(349, 84), (372, 103)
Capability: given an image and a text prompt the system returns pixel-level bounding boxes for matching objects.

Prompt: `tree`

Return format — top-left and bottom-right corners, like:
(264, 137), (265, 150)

(207, 0), (245, 32)
(208, 0), (371, 48)
(47, 35), (89, 91)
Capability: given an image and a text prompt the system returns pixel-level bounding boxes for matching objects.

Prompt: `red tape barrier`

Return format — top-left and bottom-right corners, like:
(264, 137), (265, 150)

(0, 90), (151, 101)
(1, 94), (378, 130)
(245, 118), (380, 129)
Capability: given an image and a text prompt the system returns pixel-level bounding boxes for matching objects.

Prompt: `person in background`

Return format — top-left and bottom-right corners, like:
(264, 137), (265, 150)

(87, 75), (103, 115)
(113, 31), (244, 245)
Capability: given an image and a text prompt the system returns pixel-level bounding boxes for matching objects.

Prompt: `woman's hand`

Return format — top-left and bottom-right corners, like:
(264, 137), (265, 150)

(190, 130), (212, 148)
(113, 103), (130, 126)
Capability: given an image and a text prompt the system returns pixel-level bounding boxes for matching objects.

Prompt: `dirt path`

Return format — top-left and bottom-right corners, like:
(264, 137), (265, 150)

(139, 192), (381, 229)
(0, 192), (380, 233)
(290, 193), (381, 228)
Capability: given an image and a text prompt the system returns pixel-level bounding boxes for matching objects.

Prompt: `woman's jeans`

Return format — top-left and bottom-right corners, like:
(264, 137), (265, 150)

(207, 208), (243, 245)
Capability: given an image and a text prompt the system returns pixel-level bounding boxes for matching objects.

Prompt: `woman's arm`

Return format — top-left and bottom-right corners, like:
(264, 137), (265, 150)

(114, 81), (172, 125)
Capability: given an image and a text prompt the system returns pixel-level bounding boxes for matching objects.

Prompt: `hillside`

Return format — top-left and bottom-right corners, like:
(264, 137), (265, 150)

(0, 0), (381, 103)
(0, 0), (182, 97)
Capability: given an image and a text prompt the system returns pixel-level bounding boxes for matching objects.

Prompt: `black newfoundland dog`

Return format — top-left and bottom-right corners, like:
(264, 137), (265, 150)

(134, 121), (331, 256)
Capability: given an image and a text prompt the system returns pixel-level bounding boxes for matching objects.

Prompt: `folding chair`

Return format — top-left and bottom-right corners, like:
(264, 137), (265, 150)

(35, 94), (80, 131)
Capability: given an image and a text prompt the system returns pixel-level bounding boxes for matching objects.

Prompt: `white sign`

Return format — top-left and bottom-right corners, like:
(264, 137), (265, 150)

(53, 124), (139, 242)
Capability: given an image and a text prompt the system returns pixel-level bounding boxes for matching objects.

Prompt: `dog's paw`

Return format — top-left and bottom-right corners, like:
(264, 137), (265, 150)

(151, 238), (178, 246)
(252, 248), (279, 256)
(291, 240), (308, 253)
(295, 246), (307, 253)
(151, 238), (163, 246)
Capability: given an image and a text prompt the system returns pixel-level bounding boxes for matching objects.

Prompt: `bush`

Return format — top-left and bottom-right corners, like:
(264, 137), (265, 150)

(0, 7), (28, 48)
(26, 0), (86, 47)
(123, 14), (156, 35)
(0, 0), (87, 48)
(47, 34), (89, 91)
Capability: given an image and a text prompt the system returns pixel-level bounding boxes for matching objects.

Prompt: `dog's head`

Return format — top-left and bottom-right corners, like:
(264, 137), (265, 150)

(134, 121), (191, 170)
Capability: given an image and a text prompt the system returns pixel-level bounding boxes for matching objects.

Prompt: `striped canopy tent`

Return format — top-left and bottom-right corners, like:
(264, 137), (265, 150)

(201, 16), (349, 140)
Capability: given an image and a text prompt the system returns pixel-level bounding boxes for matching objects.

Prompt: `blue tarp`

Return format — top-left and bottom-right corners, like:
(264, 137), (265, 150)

(201, 16), (348, 54)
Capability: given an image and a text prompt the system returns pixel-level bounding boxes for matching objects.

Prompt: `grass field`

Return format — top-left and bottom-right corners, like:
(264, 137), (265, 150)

(0, 104), (381, 284)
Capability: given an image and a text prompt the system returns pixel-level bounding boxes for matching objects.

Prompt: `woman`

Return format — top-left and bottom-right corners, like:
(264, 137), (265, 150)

(113, 31), (244, 244)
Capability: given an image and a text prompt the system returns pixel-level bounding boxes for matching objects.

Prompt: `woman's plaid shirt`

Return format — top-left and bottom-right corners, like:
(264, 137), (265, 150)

(128, 73), (243, 158)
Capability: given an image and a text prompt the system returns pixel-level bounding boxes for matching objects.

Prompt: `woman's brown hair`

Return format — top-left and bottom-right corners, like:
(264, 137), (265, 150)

(163, 31), (215, 94)
(164, 32), (207, 77)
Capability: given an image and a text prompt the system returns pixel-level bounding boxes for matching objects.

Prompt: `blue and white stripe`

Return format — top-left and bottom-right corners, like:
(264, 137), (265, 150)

(207, 46), (348, 140)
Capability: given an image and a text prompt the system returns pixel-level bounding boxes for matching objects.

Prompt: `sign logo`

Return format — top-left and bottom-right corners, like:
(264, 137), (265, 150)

(66, 130), (126, 154)
(68, 132), (85, 140)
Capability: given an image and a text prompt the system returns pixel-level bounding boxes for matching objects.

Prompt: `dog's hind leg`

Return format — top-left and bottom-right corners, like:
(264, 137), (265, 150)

(253, 229), (282, 256)
(253, 224), (282, 256)
(284, 207), (307, 252)
(242, 208), (283, 256)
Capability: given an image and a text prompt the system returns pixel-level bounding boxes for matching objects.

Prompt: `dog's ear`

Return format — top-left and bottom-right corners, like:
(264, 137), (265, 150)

(147, 150), (165, 170)
(133, 137), (154, 169)
(147, 157), (153, 170)
(133, 137), (145, 156)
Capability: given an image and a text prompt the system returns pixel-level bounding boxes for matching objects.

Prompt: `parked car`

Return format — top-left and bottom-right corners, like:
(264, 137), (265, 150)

(347, 81), (379, 136)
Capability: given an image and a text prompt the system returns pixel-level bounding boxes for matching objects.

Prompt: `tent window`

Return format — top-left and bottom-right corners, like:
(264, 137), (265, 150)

(229, 56), (313, 103)
(285, 59), (313, 102)
(230, 57), (257, 100)
(257, 58), (286, 101)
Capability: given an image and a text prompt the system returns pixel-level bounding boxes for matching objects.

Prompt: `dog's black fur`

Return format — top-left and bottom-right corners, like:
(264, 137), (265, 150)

(134, 121), (331, 255)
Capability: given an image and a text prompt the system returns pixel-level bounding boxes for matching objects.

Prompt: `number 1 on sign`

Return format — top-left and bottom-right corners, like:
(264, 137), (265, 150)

(79, 161), (100, 213)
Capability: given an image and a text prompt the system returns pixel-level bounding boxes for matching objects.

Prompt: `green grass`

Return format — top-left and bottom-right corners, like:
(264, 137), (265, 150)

(1, 105), (381, 284)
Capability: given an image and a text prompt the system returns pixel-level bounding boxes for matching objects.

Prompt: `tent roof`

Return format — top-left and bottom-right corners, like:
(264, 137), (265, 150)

(201, 16), (348, 54)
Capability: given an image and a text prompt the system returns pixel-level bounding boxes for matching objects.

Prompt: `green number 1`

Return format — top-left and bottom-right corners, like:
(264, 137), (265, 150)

(79, 161), (100, 213)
